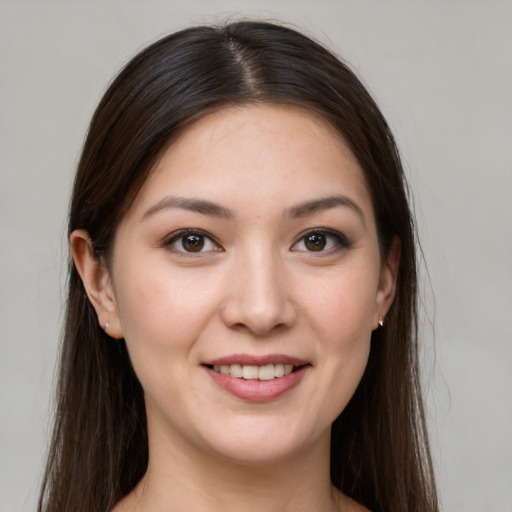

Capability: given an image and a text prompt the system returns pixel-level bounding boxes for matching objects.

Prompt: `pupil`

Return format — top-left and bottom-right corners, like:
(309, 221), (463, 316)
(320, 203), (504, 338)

(306, 233), (326, 251)
(183, 234), (204, 252)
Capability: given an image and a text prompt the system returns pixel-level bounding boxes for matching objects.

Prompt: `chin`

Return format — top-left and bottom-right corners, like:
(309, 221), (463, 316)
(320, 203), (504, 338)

(196, 414), (329, 465)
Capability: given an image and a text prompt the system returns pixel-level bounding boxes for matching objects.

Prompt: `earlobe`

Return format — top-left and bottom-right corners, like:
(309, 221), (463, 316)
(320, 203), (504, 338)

(373, 236), (401, 330)
(70, 230), (123, 339)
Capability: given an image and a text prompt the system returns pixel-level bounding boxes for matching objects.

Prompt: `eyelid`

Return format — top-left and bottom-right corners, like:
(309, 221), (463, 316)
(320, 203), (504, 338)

(290, 228), (353, 252)
(162, 228), (223, 254)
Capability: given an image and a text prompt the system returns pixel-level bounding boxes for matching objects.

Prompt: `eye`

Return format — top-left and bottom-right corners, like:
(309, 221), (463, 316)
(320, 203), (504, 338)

(291, 229), (351, 253)
(164, 229), (221, 254)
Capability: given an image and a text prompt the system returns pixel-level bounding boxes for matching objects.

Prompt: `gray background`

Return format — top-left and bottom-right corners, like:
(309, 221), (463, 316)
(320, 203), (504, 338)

(1, 1), (511, 511)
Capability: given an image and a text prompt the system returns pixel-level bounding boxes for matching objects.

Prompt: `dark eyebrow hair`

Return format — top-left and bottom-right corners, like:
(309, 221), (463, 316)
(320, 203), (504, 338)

(286, 195), (366, 224)
(142, 196), (234, 220)
(143, 194), (365, 224)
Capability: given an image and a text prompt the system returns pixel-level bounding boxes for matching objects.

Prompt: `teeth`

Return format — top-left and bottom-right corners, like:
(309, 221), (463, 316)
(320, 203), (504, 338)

(258, 364), (275, 381)
(211, 363), (296, 380)
(242, 365), (259, 379)
(230, 364), (243, 378)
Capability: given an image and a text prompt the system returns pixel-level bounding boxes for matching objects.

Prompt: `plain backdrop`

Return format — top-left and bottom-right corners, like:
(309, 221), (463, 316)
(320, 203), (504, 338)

(1, 1), (511, 511)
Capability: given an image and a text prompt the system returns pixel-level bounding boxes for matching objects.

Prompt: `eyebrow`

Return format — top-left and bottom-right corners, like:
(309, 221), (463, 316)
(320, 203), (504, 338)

(142, 196), (234, 220)
(142, 194), (365, 224)
(286, 195), (365, 224)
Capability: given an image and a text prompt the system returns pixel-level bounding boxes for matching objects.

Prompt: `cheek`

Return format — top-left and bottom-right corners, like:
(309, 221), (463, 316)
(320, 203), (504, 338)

(299, 264), (377, 410)
(116, 261), (215, 334)
(112, 271), (210, 420)
(115, 258), (227, 393)
(301, 262), (379, 341)
(314, 282), (373, 379)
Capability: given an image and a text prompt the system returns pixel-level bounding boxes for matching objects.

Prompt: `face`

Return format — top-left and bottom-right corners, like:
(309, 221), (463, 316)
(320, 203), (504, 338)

(87, 105), (397, 464)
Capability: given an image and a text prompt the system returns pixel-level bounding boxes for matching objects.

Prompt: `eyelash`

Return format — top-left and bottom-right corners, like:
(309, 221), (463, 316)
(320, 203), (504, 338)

(291, 228), (353, 253)
(162, 229), (222, 254)
(163, 228), (352, 255)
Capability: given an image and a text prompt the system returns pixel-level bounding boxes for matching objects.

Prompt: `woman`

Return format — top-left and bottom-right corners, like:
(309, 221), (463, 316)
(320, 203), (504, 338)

(39, 21), (438, 512)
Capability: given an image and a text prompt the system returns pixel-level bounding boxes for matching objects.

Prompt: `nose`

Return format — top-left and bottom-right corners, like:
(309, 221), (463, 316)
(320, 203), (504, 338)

(220, 248), (297, 337)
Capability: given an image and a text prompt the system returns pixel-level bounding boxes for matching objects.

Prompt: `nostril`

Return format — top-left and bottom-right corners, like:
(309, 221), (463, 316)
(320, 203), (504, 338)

(219, 277), (298, 336)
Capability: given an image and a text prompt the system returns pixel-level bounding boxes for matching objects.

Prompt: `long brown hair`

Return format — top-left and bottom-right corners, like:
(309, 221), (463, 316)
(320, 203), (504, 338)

(39, 21), (438, 512)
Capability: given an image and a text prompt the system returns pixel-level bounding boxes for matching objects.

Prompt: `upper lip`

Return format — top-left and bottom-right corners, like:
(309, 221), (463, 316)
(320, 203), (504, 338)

(202, 353), (310, 367)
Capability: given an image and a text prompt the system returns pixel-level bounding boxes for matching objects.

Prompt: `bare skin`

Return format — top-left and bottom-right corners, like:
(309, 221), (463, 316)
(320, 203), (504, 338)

(113, 447), (368, 512)
(111, 417), (369, 512)
(73, 105), (395, 512)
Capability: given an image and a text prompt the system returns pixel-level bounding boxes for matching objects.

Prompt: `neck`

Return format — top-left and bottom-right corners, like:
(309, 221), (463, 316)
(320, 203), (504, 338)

(117, 425), (347, 512)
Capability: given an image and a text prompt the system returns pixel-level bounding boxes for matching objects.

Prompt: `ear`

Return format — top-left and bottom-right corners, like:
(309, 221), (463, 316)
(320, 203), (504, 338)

(373, 236), (401, 330)
(70, 229), (123, 339)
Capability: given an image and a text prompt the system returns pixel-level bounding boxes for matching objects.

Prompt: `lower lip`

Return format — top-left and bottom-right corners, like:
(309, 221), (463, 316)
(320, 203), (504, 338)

(204, 365), (310, 402)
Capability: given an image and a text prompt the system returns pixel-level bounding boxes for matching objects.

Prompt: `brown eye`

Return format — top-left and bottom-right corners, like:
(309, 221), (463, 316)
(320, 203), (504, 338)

(181, 234), (205, 252)
(165, 230), (220, 254)
(291, 229), (351, 253)
(304, 233), (326, 251)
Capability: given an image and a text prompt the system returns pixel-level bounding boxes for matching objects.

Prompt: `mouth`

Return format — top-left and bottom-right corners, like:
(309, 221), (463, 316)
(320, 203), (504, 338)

(202, 355), (311, 402)
(205, 363), (300, 380)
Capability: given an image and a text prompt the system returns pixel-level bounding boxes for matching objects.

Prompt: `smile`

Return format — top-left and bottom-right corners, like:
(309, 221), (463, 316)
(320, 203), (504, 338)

(210, 363), (294, 380)
(202, 355), (311, 402)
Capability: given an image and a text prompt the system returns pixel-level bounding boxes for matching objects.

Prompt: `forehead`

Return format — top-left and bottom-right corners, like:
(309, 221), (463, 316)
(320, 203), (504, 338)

(126, 104), (374, 222)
